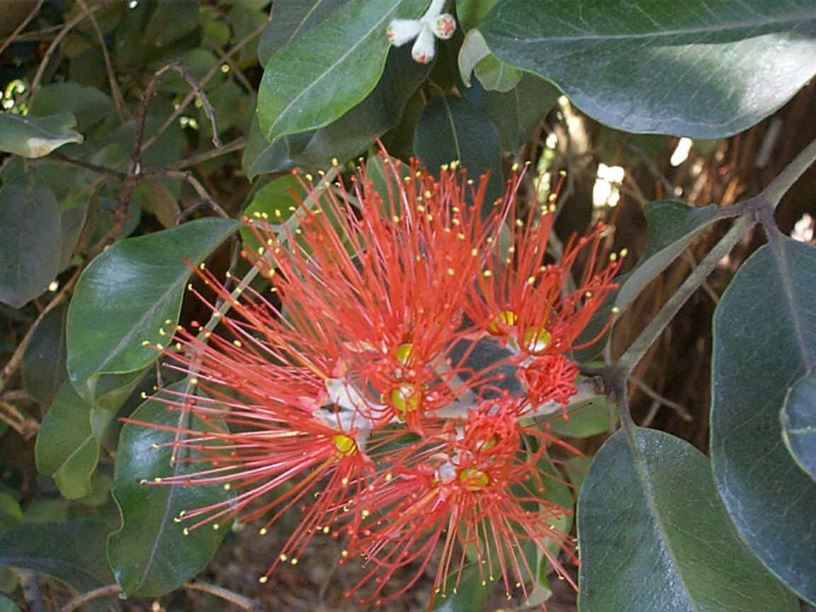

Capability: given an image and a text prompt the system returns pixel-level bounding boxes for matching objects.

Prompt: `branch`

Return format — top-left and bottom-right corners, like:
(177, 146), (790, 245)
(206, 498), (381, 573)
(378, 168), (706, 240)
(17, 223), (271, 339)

(0, 0), (44, 57)
(29, 4), (102, 94)
(172, 137), (247, 170)
(185, 581), (264, 610)
(141, 23), (266, 154)
(616, 215), (754, 375)
(74, 0), (128, 121)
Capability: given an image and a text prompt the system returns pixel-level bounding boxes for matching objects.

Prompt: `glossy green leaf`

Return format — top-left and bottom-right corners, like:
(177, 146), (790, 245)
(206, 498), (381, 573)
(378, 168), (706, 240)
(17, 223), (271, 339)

(781, 371), (816, 482)
(0, 594), (20, 612)
(67, 218), (238, 408)
(579, 428), (796, 611)
(258, 0), (350, 64)
(615, 200), (723, 313)
(463, 75), (558, 151)
(21, 304), (67, 408)
(35, 382), (99, 500)
(0, 518), (114, 592)
(712, 238), (816, 603)
(257, 0), (427, 143)
(108, 385), (231, 597)
(413, 95), (502, 204)
(481, 1), (816, 137)
(0, 171), (62, 308)
(0, 112), (83, 158)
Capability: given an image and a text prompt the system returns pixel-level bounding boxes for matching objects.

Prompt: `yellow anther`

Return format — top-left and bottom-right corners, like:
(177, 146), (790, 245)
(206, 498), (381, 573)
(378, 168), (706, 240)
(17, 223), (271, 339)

(259, 528), (268, 536)
(389, 382), (422, 415)
(259, 576), (268, 584)
(458, 467), (490, 491)
(333, 434), (357, 457)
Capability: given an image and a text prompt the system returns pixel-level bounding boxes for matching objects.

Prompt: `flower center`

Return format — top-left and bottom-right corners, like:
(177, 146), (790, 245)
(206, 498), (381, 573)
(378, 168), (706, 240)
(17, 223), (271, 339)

(389, 382), (422, 415)
(394, 342), (414, 365)
(332, 434), (357, 458)
(487, 309), (518, 335)
(475, 435), (499, 452)
(521, 326), (551, 354)
(458, 467), (490, 491)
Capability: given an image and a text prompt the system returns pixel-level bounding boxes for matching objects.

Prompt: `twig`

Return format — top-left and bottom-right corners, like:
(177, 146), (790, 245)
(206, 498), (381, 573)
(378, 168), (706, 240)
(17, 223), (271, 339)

(172, 137), (247, 170)
(682, 249), (719, 305)
(74, 0), (128, 121)
(617, 215), (754, 375)
(17, 570), (46, 612)
(30, 4), (102, 94)
(141, 23), (265, 154)
(52, 151), (126, 179)
(185, 580), (264, 610)
(59, 584), (121, 612)
(145, 168), (230, 219)
(0, 0), (44, 58)
(631, 376), (692, 422)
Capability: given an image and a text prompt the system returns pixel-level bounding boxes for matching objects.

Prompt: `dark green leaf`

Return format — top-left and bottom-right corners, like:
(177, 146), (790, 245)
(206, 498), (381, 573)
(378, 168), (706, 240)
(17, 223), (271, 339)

(67, 218), (238, 408)
(108, 385), (231, 597)
(434, 564), (489, 611)
(241, 175), (304, 252)
(22, 304), (68, 408)
(579, 428), (796, 611)
(712, 238), (816, 603)
(781, 371), (816, 482)
(0, 518), (114, 592)
(463, 75), (558, 151)
(242, 116), (310, 179)
(481, 1), (816, 137)
(0, 171), (62, 308)
(615, 200), (723, 313)
(29, 83), (113, 132)
(144, 0), (199, 47)
(413, 95), (502, 204)
(0, 112), (83, 158)
(35, 382), (99, 500)
(258, 0), (350, 65)
(59, 201), (89, 271)
(257, 0), (426, 143)
(0, 495), (23, 533)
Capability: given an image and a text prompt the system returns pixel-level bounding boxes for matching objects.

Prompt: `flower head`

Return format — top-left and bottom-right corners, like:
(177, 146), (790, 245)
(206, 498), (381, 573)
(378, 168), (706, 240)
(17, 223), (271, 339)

(139, 149), (620, 606)
(387, 0), (457, 64)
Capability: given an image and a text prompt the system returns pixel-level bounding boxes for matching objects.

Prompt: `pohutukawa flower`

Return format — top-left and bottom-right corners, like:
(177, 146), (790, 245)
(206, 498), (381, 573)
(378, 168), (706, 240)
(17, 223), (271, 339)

(387, 0), (456, 64)
(138, 148), (621, 607)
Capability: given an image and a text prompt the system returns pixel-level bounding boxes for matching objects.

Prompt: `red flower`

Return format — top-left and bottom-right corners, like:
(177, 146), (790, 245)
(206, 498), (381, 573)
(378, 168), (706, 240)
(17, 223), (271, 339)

(137, 150), (620, 605)
(342, 400), (578, 606)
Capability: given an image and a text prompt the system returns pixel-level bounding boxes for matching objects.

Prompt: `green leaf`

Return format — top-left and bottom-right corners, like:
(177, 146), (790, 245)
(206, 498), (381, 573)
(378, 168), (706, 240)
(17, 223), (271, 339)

(108, 385), (231, 597)
(549, 396), (614, 439)
(29, 83), (113, 132)
(35, 382), (99, 500)
(413, 95), (502, 204)
(0, 595), (20, 612)
(480, 1), (816, 137)
(0, 518), (114, 592)
(434, 563), (489, 611)
(257, 0), (427, 143)
(711, 238), (816, 603)
(578, 428), (796, 611)
(0, 171), (62, 308)
(0, 112), (83, 158)
(258, 0), (350, 65)
(615, 200), (723, 313)
(459, 29), (521, 94)
(0, 495), (23, 533)
(463, 75), (558, 152)
(781, 371), (816, 482)
(21, 304), (67, 408)
(241, 175), (304, 249)
(66, 218), (238, 408)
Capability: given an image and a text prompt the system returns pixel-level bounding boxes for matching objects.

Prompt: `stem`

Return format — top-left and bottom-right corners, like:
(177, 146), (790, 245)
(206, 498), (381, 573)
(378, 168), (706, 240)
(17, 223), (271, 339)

(617, 215), (754, 375)
(762, 136), (816, 209)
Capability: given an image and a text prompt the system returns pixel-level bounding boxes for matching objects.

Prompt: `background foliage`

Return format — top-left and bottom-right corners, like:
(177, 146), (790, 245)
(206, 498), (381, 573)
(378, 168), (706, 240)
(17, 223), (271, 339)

(0, 0), (815, 610)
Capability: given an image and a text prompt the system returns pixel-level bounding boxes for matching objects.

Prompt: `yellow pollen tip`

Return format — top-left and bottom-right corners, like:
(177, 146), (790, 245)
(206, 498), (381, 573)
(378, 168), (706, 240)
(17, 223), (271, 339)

(620, 248), (629, 257)
(333, 434), (357, 457)
(259, 576), (268, 584)
(611, 306), (621, 314)
(224, 483), (231, 491)
(291, 558), (298, 565)
(280, 554), (287, 562)
(259, 528), (268, 536)
(341, 550), (349, 558)
(182, 528), (190, 536)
